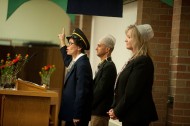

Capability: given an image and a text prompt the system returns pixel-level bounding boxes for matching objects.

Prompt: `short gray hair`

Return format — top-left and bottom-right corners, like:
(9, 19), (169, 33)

(99, 34), (116, 49)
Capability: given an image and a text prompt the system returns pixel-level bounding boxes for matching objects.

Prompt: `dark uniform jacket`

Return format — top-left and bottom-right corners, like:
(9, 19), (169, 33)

(112, 55), (158, 123)
(59, 46), (93, 121)
(92, 57), (117, 116)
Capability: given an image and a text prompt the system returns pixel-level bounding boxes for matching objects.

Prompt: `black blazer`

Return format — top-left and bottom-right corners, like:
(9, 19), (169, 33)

(59, 46), (93, 121)
(112, 55), (158, 123)
(92, 57), (117, 116)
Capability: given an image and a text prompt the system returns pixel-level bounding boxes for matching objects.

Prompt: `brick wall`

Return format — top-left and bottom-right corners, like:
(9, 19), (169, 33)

(136, 0), (173, 125)
(70, 15), (80, 34)
(70, 15), (92, 41)
(167, 0), (190, 125)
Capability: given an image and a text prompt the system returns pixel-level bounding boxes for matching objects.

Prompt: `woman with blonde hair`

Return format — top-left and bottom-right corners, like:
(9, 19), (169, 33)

(108, 24), (158, 126)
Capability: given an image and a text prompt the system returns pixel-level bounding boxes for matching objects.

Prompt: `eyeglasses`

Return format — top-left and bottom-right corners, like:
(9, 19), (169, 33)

(68, 41), (75, 46)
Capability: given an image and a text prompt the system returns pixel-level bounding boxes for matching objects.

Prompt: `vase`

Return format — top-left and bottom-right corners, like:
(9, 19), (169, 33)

(1, 74), (17, 90)
(41, 75), (51, 89)
(0, 76), (4, 89)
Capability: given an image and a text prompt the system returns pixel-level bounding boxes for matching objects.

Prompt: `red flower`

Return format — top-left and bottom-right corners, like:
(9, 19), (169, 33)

(0, 53), (29, 76)
(39, 64), (56, 78)
(12, 58), (19, 63)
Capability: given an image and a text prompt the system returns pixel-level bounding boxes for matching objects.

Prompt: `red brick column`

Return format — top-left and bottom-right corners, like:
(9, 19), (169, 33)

(168, 0), (190, 125)
(137, 0), (173, 125)
(70, 15), (92, 41)
(70, 15), (92, 56)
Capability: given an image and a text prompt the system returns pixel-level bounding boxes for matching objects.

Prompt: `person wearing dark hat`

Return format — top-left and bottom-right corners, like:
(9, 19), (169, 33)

(90, 34), (117, 126)
(107, 24), (158, 126)
(58, 28), (93, 126)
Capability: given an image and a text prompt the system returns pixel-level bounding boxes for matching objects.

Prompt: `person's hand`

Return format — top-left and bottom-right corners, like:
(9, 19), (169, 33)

(58, 27), (66, 47)
(107, 109), (117, 120)
(73, 118), (80, 126)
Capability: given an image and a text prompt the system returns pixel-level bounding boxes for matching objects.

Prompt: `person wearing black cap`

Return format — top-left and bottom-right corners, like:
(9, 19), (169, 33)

(58, 28), (93, 126)
(107, 24), (158, 126)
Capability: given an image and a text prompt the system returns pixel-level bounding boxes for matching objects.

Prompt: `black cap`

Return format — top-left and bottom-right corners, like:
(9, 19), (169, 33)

(66, 28), (90, 50)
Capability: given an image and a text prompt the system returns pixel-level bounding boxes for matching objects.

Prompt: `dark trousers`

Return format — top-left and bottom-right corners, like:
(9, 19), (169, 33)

(58, 120), (89, 126)
(122, 121), (150, 126)
(65, 121), (75, 126)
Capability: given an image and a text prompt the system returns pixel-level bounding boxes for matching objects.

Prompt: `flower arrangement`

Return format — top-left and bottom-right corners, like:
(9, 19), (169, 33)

(39, 64), (56, 88)
(0, 53), (29, 88)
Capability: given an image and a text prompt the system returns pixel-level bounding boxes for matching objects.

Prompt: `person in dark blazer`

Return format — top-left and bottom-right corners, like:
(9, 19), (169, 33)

(107, 24), (158, 126)
(58, 28), (93, 126)
(91, 34), (117, 126)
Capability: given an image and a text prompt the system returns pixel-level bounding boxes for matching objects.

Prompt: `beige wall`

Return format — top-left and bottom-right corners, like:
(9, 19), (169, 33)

(90, 2), (137, 74)
(0, 0), (70, 45)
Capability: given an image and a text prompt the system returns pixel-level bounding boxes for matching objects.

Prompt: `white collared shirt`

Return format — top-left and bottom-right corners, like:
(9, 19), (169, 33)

(73, 53), (85, 62)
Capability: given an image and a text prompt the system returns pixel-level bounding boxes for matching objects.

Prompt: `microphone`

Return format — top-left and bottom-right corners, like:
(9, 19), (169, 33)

(27, 52), (38, 62)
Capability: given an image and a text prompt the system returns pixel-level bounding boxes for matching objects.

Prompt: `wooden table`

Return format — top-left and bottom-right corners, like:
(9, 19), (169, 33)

(0, 80), (59, 126)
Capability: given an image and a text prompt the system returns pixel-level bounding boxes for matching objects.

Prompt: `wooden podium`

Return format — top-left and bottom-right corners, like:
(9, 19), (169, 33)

(0, 79), (59, 126)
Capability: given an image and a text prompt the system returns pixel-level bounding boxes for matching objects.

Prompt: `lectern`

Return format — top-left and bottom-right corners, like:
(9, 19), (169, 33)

(0, 79), (58, 126)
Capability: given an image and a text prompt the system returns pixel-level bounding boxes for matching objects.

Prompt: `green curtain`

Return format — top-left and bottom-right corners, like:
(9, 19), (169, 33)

(160, 0), (173, 7)
(7, 0), (30, 20)
(7, 0), (75, 22)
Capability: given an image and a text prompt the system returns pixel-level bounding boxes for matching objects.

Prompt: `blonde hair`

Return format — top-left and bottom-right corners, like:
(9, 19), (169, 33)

(125, 25), (151, 60)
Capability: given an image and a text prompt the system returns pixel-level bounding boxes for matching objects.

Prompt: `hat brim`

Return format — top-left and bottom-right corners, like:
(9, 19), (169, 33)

(66, 35), (72, 41)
